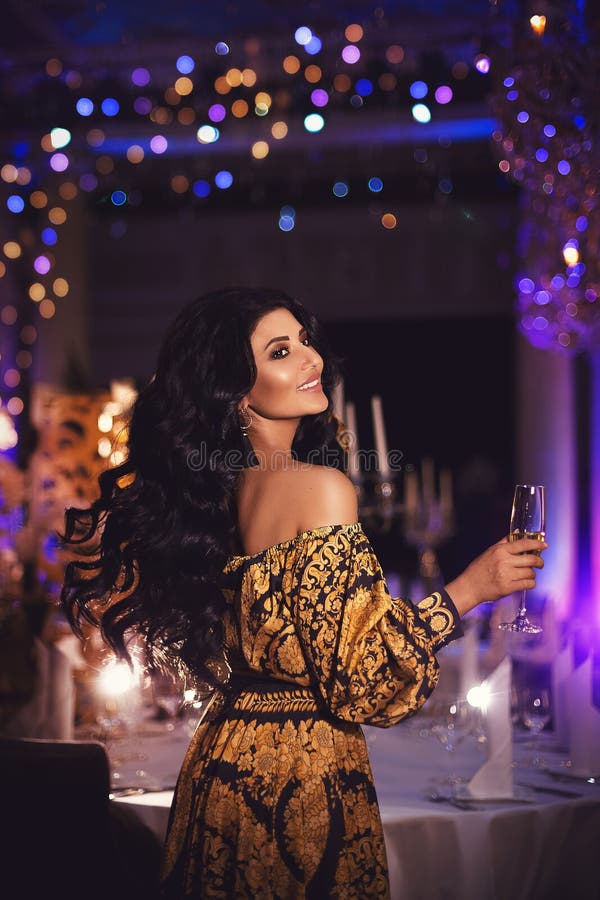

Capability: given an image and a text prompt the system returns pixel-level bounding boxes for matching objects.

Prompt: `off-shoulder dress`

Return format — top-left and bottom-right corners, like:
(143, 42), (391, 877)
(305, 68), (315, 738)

(161, 522), (463, 898)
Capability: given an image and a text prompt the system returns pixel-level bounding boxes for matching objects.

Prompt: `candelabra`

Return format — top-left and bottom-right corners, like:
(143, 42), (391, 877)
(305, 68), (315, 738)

(335, 389), (454, 593)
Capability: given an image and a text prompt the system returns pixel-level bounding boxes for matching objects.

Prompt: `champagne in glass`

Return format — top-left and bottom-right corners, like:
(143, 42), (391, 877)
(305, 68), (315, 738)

(498, 484), (545, 634)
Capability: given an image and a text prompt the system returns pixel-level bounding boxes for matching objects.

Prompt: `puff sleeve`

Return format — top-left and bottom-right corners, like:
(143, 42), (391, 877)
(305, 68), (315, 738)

(288, 524), (462, 727)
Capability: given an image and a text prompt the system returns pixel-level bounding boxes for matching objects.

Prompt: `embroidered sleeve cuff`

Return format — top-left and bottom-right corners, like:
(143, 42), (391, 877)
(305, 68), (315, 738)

(415, 589), (464, 651)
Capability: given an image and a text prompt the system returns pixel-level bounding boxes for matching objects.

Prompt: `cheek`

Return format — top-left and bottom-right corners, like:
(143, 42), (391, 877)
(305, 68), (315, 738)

(250, 364), (296, 404)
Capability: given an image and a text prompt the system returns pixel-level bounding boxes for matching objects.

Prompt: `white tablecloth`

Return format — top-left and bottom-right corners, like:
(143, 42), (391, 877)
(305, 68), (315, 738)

(110, 716), (600, 900)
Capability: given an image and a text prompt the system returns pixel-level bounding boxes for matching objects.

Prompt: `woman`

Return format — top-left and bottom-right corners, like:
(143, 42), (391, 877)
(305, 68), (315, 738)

(62, 287), (546, 899)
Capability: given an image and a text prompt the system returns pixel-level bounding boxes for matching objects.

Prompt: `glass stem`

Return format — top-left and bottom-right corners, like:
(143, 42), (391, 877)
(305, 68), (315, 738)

(517, 589), (528, 619)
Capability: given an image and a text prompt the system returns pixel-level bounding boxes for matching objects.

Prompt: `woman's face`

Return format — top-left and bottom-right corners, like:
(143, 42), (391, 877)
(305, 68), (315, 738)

(244, 307), (328, 421)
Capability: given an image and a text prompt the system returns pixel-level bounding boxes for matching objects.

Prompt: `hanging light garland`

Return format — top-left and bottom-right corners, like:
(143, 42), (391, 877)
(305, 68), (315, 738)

(492, 4), (600, 351)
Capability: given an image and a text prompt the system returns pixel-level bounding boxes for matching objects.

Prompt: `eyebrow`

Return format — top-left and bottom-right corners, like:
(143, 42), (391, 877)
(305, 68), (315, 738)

(263, 326), (307, 351)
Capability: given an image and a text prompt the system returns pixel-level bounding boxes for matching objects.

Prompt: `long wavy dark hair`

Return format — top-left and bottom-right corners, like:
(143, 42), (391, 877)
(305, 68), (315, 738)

(61, 287), (343, 685)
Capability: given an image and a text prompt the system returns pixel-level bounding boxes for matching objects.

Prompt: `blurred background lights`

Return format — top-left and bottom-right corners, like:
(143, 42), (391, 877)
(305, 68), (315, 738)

(304, 36), (322, 55)
(576, 216), (588, 232)
(535, 148), (549, 162)
(304, 113), (324, 132)
(97, 659), (138, 696)
(0, 410), (18, 451)
(434, 85), (453, 104)
(126, 145), (144, 163)
(196, 125), (220, 143)
(7, 195), (25, 213)
(111, 190), (127, 206)
(50, 127), (71, 148)
(516, 111), (530, 124)
(150, 135), (168, 154)
(563, 242), (579, 266)
(283, 55), (301, 74)
(53, 277), (69, 296)
(215, 170), (233, 189)
(341, 45), (360, 64)
(208, 104), (226, 122)
(1, 164), (18, 182)
(215, 42), (230, 55)
(368, 177), (383, 192)
(41, 227), (58, 245)
(251, 141), (269, 159)
(131, 67), (150, 86)
(133, 97), (152, 115)
(557, 160), (571, 175)
(411, 103), (431, 124)
(271, 121), (288, 139)
(333, 181), (349, 198)
(409, 80), (428, 99)
(279, 215), (295, 231)
(193, 179), (211, 197)
(50, 153), (69, 172)
(345, 24), (364, 42)
(381, 213), (397, 229)
(311, 89), (328, 107)
(4, 242), (22, 259)
(466, 683), (489, 709)
(34, 255), (51, 274)
(176, 55), (195, 74)
(101, 98), (120, 116)
(543, 124), (556, 137)
(355, 78), (373, 97)
(294, 26), (313, 46)
(474, 54), (491, 74)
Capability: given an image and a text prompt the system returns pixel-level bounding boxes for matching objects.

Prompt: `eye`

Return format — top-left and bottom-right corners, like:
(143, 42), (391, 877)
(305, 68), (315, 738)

(301, 336), (311, 346)
(270, 345), (289, 359)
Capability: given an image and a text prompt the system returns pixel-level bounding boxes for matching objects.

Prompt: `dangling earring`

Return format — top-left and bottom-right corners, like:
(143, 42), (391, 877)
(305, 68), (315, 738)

(239, 407), (253, 436)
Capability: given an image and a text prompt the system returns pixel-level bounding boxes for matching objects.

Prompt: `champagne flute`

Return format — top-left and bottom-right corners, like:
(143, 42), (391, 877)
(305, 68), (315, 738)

(498, 484), (545, 634)
(519, 686), (551, 768)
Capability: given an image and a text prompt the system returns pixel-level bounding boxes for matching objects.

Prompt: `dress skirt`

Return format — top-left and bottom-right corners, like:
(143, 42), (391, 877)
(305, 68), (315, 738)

(160, 683), (390, 899)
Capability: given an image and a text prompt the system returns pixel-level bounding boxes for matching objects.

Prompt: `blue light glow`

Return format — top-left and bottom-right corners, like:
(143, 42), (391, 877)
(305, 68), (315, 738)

(368, 177), (383, 193)
(215, 170), (233, 189)
(410, 81), (428, 100)
(193, 180), (211, 197)
(101, 98), (120, 116)
(305, 36), (322, 55)
(333, 181), (349, 198)
(41, 227), (58, 245)
(355, 78), (373, 97)
(516, 111), (529, 124)
(176, 55), (195, 74)
(279, 215), (295, 231)
(215, 42), (230, 55)
(518, 277), (535, 293)
(111, 190), (127, 206)
(576, 216), (588, 232)
(535, 148), (549, 162)
(76, 98), (94, 116)
(280, 205), (296, 217)
(544, 124), (556, 137)
(7, 195), (24, 213)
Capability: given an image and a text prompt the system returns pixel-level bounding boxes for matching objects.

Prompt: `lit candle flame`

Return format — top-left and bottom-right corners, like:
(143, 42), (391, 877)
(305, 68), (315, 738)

(529, 15), (547, 36)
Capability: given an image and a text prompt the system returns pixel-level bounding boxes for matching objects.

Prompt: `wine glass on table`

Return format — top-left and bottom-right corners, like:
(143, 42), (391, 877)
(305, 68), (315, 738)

(498, 484), (545, 634)
(519, 686), (551, 768)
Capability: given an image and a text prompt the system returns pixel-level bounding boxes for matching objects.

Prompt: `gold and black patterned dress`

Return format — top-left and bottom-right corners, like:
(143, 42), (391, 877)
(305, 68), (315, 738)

(161, 522), (462, 899)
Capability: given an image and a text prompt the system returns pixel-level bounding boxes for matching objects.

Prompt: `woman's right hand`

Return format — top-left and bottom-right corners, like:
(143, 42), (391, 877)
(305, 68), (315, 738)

(443, 536), (548, 618)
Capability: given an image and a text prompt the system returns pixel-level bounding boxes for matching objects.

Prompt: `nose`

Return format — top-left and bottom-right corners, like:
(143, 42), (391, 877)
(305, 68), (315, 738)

(302, 345), (321, 370)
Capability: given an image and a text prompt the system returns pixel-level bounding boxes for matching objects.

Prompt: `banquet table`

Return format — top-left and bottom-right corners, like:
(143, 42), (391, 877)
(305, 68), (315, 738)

(107, 714), (600, 900)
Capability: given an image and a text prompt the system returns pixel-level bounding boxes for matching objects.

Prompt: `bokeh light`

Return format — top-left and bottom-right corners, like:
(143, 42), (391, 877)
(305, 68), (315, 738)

(294, 27), (313, 46)
(304, 113), (324, 132)
(381, 213), (397, 229)
(333, 181), (349, 198)
(101, 98), (120, 116)
(215, 170), (233, 189)
(341, 45), (361, 64)
(176, 55), (195, 74)
(131, 67), (150, 86)
(410, 81), (428, 99)
(411, 103), (431, 123)
(7, 195), (25, 213)
(251, 141), (269, 159)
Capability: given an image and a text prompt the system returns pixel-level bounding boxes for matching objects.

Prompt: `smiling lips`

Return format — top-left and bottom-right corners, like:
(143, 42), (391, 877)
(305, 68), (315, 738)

(297, 377), (322, 392)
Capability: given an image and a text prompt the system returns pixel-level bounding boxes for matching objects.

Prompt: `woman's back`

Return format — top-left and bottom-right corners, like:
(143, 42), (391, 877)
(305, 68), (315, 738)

(235, 462), (358, 557)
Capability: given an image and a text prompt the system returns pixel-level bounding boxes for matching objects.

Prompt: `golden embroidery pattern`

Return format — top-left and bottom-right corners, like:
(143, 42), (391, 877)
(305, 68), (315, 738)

(161, 523), (462, 898)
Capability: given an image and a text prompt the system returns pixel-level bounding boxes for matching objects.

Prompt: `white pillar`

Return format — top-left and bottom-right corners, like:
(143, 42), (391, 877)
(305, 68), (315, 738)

(515, 335), (577, 618)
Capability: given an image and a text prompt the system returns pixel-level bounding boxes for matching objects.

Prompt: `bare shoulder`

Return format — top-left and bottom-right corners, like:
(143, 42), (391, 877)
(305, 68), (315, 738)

(291, 464), (359, 531)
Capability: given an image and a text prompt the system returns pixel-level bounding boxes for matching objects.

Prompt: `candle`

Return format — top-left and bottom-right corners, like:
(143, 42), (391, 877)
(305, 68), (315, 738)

(332, 378), (345, 423)
(421, 457), (434, 505)
(440, 468), (453, 512)
(344, 401), (361, 483)
(370, 395), (390, 480)
(529, 14), (546, 36)
(404, 470), (418, 514)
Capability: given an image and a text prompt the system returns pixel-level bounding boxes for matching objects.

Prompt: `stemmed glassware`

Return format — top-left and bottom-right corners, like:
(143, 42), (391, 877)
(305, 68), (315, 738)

(498, 484), (545, 634)
(519, 687), (551, 768)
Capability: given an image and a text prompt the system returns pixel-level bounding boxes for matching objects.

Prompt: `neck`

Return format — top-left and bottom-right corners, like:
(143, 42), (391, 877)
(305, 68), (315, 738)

(247, 418), (301, 471)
